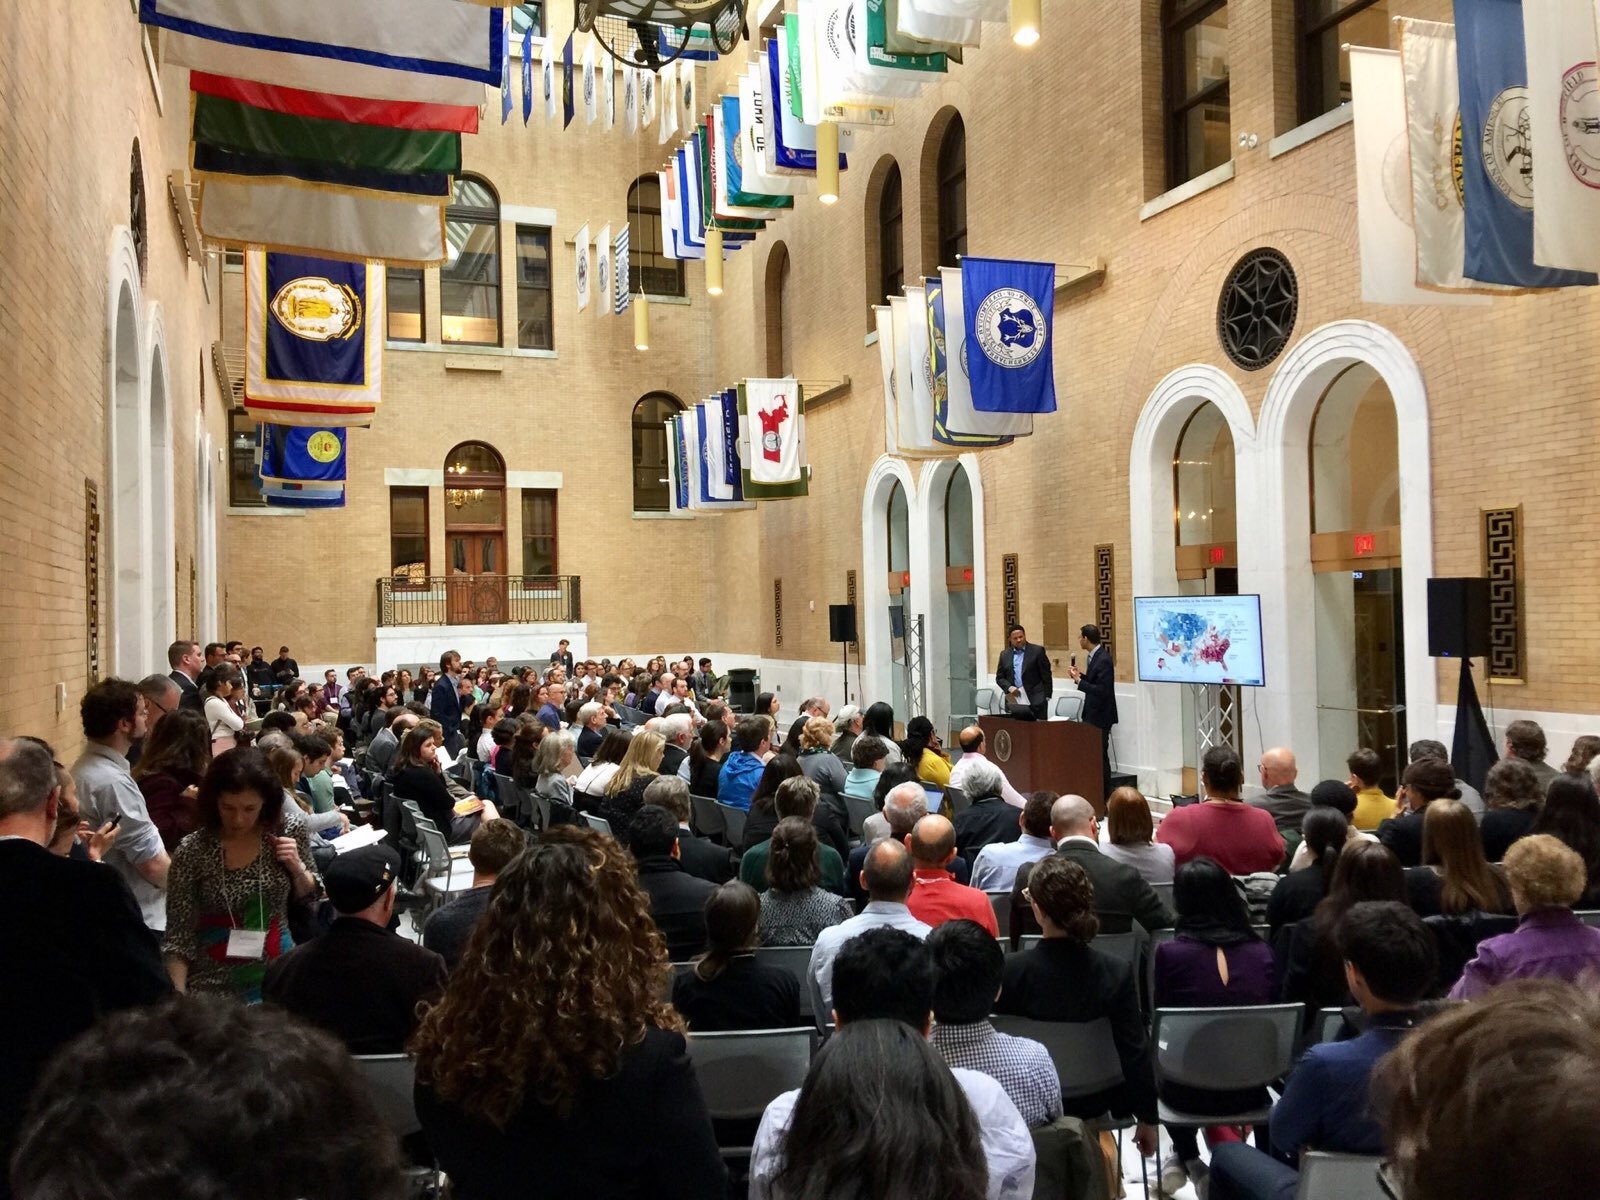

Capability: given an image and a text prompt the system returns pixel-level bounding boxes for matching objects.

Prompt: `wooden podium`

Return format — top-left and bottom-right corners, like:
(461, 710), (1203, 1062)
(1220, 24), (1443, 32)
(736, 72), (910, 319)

(979, 716), (1105, 815)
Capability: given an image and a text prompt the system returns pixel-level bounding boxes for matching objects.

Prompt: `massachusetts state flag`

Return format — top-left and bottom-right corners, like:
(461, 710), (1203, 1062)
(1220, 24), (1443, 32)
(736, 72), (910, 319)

(960, 256), (1056, 414)
(244, 251), (383, 426)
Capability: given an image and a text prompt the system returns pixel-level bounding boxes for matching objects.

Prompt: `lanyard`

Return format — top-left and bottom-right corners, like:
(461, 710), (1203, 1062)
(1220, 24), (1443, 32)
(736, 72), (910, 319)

(218, 836), (267, 931)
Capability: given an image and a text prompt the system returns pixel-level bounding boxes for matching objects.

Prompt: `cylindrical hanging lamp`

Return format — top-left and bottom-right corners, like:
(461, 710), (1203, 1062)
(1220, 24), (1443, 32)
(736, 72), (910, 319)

(817, 121), (840, 205)
(634, 293), (650, 351)
(706, 228), (724, 295)
(1010, 0), (1040, 46)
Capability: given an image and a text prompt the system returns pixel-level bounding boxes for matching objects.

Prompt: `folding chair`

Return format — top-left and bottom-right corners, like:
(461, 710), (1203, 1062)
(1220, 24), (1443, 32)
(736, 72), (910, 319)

(844, 793), (876, 839)
(1293, 1152), (1386, 1199)
(1152, 1005), (1304, 1128)
(716, 802), (747, 848)
(975, 687), (997, 716)
(1053, 694), (1084, 720)
(352, 1053), (441, 1197)
(986, 890), (1011, 933)
(754, 946), (823, 1033)
(1311, 1007), (1349, 1045)
(417, 822), (477, 912)
(942, 785), (972, 818)
(691, 793), (726, 841)
(1149, 881), (1174, 910)
(686, 1028), (817, 1157)
(492, 773), (521, 825)
(582, 812), (613, 837)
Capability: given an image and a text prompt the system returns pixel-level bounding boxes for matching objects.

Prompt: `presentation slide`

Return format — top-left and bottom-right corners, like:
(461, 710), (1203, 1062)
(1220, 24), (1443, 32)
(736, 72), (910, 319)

(1133, 595), (1266, 687)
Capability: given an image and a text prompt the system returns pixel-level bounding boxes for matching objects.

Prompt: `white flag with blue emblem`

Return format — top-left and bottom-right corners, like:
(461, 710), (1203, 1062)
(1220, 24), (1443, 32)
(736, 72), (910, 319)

(960, 257), (1056, 413)
(939, 267), (1034, 434)
(596, 225), (612, 318)
(874, 303), (899, 456)
(660, 61), (679, 144)
(1523, 1), (1600, 271)
(624, 66), (638, 132)
(575, 223), (591, 312)
(543, 37), (558, 122)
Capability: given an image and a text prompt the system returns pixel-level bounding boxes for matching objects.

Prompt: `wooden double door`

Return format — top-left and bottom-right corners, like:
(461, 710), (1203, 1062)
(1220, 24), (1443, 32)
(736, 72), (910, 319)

(446, 533), (507, 624)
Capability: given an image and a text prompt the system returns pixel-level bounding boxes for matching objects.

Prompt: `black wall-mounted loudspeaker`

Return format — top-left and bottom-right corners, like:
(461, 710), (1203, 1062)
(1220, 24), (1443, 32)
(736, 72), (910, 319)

(829, 604), (858, 643)
(1427, 577), (1490, 659)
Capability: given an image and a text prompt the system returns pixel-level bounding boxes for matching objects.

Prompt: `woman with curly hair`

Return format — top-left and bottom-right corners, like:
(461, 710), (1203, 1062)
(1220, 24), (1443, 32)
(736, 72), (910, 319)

(413, 826), (725, 1199)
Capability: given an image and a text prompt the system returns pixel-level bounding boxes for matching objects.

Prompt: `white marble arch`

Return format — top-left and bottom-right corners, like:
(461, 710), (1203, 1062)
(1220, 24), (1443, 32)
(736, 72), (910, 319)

(106, 227), (149, 678)
(1257, 319), (1435, 773)
(144, 301), (176, 657)
(1128, 364), (1258, 795)
(195, 414), (220, 641)
(916, 453), (988, 734)
(859, 454), (918, 713)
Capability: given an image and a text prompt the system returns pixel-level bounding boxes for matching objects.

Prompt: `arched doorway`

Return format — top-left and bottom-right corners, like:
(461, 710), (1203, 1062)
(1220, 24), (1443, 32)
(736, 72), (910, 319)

(1309, 364), (1404, 787)
(442, 441), (507, 624)
(147, 334), (174, 652)
(109, 276), (146, 677)
(1174, 401), (1241, 789)
(920, 455), (987, 734)
(943, 469), (977, 727)
(860, 456), (917, 719)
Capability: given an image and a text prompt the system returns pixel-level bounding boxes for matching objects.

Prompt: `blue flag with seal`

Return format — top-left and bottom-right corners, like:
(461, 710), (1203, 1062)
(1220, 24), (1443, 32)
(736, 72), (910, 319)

(562, 33), (575, 129)
(1455, 0), (1596, 289)
(521, 23), (533, 124)
(256, 424), (346, 508)
(961, 257), (1057, 414)
(500, 9), (512, 124)
(720, 388), (745, 498)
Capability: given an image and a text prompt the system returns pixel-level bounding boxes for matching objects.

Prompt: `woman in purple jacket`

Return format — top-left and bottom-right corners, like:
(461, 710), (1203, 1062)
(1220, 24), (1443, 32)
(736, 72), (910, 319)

(1153, 856), (1278, 1198)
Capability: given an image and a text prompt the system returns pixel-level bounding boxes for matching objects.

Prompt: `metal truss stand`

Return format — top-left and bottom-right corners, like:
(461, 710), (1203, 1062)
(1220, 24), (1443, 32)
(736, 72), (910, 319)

(904, 613), (927, 719)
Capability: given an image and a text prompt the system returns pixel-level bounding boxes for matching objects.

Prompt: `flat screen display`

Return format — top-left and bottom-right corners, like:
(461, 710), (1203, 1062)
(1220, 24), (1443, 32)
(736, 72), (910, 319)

(1132, 595), (1266, 687)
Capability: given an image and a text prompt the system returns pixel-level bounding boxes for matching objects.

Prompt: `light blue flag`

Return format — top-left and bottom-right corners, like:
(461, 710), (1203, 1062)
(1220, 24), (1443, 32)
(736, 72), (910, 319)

(521, 24), (533, 125)
(1456, 0), (1595, 288)
(961, 257), (1057, 414)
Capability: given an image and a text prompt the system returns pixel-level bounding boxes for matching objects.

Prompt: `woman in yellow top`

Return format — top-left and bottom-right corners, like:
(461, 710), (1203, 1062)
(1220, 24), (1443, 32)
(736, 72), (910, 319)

(1347, 746), (1396, 831)
(901, 716), (952, 788)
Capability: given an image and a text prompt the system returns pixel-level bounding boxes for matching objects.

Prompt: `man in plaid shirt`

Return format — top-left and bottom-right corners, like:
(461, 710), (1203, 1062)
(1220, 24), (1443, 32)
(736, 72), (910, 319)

(927, 919), (1063, 1128)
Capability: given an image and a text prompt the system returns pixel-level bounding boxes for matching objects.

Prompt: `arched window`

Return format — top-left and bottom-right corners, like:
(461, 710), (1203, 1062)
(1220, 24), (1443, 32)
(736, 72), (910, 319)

(765, 243), (792, 376)
(632, 393), (685, 512)
(628, 175), (685, 297)
(936, 116), (966, 269)
(878, 162), (904, 306)
(1163, 0), (1230, 189)
(442, 176), (502, 345)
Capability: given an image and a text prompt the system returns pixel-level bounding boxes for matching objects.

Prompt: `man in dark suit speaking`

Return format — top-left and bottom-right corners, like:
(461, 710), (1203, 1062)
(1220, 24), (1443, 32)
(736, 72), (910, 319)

(994, 625), (1052, 721)
(1068, 625), (1117, 797)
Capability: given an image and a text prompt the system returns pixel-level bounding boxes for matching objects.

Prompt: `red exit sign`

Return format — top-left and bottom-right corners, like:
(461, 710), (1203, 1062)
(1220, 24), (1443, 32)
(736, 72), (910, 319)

(1208, 545), (1226, 565)
(1353, 532), (1376, 556)
(962, 567), (974, 583)
(901, 571), (911, 587)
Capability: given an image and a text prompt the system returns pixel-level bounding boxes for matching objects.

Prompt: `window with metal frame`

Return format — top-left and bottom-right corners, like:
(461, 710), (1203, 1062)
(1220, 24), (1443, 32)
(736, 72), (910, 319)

(387, 268), (424, 342)
(227, 410), (264, 508)
(1297, 0), (1388, 125)
(879, 162), (904, 305)
(515, 225), (554, 350)
(631, 393), (685, 512)
(937, 116), (967, 268)
(390, 487), (430, 583)
(627, 175), (685, 297)
(521, 490), (559, 577)
(442, 175), (502, 346)
(1164, 0), (1231, 189)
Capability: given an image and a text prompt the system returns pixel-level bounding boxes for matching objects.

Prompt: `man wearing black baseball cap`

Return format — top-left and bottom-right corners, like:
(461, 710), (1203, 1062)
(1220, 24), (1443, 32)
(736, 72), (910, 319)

(262, 844), (446, 1054)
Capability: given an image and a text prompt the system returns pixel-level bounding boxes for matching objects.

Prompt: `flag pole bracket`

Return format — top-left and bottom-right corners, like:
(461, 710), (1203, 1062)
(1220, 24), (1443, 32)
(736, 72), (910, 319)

(1053, 258), (1106, 305)
(799, 376), (851, 409)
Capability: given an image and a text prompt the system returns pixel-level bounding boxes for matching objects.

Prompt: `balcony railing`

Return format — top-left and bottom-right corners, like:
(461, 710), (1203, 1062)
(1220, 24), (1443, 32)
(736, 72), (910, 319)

(377, 575), (581, 627)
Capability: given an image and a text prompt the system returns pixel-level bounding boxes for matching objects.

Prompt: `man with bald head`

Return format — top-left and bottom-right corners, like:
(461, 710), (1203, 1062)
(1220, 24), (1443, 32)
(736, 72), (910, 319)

(1009, 794), (1172, 944)
(850, 780), (973, 907)
(905, 815), (1000, 936)
(808, 839), (933, 1014)
(1249, 746), (1311, 834)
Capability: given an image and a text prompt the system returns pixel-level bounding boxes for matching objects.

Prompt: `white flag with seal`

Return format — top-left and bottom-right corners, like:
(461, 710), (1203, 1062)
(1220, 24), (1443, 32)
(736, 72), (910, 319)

(874, 303), (899, 457)
(743, 377), (805, 486)
(601, 53), (615, 128)
(543, 37), (557, 121)
(596, 224), (612, 318)
(624, 67), (638, 132)
(1398, 18), (1511, 292)
(641, 67), (657, 130)
(574, 223), (591, 311)
(582, 36), (597, 124)
(1524, 1), (1600, 270)
(739, 68), (809, 195)
(1351, 47), (1489, 305)
(889, 294), (939, 455)
(660, 61), (679, 144)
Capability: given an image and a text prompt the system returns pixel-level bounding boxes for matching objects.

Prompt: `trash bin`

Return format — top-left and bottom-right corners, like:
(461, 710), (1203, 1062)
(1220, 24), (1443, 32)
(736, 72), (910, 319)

(725, 668), (759, 714)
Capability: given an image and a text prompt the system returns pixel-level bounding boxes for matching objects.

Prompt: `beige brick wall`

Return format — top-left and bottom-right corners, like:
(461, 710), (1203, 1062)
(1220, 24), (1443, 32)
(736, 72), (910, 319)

(0, 1), (226, 746)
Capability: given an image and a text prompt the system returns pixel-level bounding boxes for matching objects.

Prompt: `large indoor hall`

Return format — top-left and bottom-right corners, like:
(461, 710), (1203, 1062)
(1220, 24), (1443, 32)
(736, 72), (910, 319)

(4, 0), (1600, 1197)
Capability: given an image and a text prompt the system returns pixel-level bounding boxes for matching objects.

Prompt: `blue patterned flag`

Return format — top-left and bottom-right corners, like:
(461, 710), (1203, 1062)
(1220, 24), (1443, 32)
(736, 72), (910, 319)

(521, 23), (533, 125)
(500, 10), (512, 124)
(960, 256), (1057, 414)
(1455, 0), (1596, 288)
(613, 226), (631, 314)
(256, 424), (346, 508)
(562, 33), (575, 129)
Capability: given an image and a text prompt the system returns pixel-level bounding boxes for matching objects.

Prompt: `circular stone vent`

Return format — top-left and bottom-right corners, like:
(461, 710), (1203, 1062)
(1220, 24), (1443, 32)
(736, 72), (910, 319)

(1217, 248), (1298, 371)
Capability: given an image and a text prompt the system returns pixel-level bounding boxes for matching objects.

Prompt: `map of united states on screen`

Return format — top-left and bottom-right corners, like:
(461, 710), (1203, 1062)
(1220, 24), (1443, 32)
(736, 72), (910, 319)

(1133, 595), (1266, 687)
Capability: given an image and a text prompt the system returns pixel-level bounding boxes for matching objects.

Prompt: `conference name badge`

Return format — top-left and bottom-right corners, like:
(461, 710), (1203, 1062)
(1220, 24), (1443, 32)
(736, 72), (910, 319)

(226, 928), (267, 960)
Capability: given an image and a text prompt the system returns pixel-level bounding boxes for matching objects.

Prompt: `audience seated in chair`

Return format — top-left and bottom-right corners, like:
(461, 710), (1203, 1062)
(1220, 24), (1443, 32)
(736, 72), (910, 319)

(740, 776), (848, 894)
(1157, 746), (1285, 876)
(1377, 758), (1461, 869)
(904, 814), (1000, 935)
(1403, 797), (1512, 918)
(673, 881), (800, 1031)
(750, 927), (1035, 1200)
(645, 775), (731, 884)
(1099, 786), (1176, 885)
(1279, 840), (1405, 1019)
(1246, 747), (1312, 835)
(758, 817), (853, 946)
(630, 804), (719, 963)
(1209, 901), (1437, 1200)
(809, 839), (932, 1014)
(421, 818), (526, 971)
(1268, 805), (1348, 933)
(717, 717), (772, 813)
(971, 790), (1058, 894)
(950, 756), (1024, 867)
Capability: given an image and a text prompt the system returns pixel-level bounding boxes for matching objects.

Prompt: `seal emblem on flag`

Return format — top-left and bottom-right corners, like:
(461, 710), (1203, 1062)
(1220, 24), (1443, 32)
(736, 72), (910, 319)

(973, 287), (1045, 369)
(270, 276), (361, 342)
(1560, 62), (1600, 188)
(1481, 85), (1534, 208)
(306, 431), (342, 463)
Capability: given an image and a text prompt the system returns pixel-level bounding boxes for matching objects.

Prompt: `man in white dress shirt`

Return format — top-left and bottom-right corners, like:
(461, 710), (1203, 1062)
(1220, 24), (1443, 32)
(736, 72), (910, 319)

(948, 726), (1028, 809)
(751, 925), (1035, 1200)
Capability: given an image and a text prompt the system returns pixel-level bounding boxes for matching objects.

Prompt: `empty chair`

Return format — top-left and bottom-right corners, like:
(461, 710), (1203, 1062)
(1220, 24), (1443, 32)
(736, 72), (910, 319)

(581, 812), (613, 838)
(492, 773), (521, 824)
(716, 803), (747, 848)
(990, 1015), (1132, 1131)
(975, 687), (997, 716)
(1053, 694), (1083, 721)
(686, 1027), (817, 1155)
(986, 890), (1010, 934)
(1149, 881), (1174, 909)
(1293, 1152), (1386, 1199)
(352, 1053), (423, 1140)
(417, 821), (477, 910)
(754, 945), (820, 1030)
(691, 793), (726, 841)
(1153, 1005), (1304, 1127)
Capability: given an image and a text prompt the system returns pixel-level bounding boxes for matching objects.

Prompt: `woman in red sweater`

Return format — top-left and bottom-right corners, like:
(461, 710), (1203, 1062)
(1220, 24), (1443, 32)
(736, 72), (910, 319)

(1156, 746), (1286, 875)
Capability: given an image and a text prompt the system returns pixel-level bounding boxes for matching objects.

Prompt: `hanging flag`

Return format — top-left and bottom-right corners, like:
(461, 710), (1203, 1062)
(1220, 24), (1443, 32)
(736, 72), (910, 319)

(188, 73), (479, 133)
(625, 67), (639, 133)
(500, 10), (513, 124)
(1522, 0), (1600, 271)
(738, 379), (810, 497)
(703, 401), (733, 501)
(740, 69), (808, 195)
(960, 257), (1056, 414)
(889, 0), (979, 50)
(575, 223), (591, 311)
(707, 113), (776, 221)
(562, 33), (575, 129)
(862, 0), (950, 78)
(808, 0), (921, 111)
(160, 38), (484, 108)
(663, 161), (705, 258)
(641, 68), (657, 131)
(1350, 48), (1489, 306)
(660, 62), (679, 144)
(721, 96), (795, 209)
(903, 283), (938, 444)
(521, 22), (534, 125)
(1456, 0), (1596, 288)
(603, 55), (616, 128)
(889, 294), (939, 455)
(199, 178), (446, 265)
(596, 224), (612, 318)
(140, 0), (503, 83)
(914, 0), (1004, 23)
(582, 36), (598, 125)
(720, 389), (745, 497)
(1397, 20), (1504, 293)
(192, 94), (463, 174)
(671, 416), (693, 512)
(937, 267), (1032, 439)
(243, 252), (383, 427)
(680, 61), (697, 130)
(664, 417), (682, 515)
(613, 226), (632, 313)
(766, 32), (855, 174)
(190, 142), (452, 200)
(257, 425), (347, 488)
(544, 37), (558, 121)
